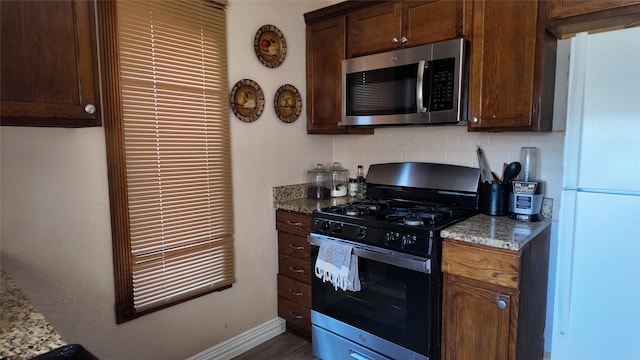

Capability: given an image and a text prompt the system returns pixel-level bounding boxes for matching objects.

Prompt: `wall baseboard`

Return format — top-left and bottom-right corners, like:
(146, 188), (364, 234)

(187, 317), (286, 360)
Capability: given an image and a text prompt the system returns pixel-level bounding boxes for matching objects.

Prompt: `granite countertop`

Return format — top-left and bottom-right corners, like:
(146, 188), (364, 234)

(273, 184), (550, 251)
(1, 271), (66, 360)
(441, 213), (550, 251)
(273, 183), (357, 214)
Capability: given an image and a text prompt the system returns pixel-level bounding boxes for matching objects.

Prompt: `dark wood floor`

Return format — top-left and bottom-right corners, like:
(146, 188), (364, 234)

(232, 331), (318, 360)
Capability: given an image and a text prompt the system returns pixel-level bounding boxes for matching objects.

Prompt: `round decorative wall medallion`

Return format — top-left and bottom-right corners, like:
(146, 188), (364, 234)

(254, 24), (287, 68)
(229, 79), (265, 123)
(274, 84), (302, 123)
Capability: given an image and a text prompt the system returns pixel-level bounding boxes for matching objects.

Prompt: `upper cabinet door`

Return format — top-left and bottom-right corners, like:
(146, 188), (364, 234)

(548, 0), (640, 19)
(468, 0), (555, 132)
(347, 1), (466, 58)
(402, 0), (467, 47)
(546, 0), (640, 38)
(306, 15), (373, 135)
(347, 2), (403, 58)
(1, 0), (101, 127)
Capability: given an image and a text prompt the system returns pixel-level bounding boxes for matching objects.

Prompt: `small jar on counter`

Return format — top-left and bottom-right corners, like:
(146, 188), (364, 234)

(329, 162), (349, 197)
(306, 163), (331, 199)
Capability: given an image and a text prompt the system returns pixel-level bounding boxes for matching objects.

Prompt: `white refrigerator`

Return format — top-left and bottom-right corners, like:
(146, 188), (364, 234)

(551, 28), (640, 359)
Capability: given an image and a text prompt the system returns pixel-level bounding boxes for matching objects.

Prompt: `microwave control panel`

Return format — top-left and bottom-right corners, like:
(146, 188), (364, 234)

(429, 57), (455, 111)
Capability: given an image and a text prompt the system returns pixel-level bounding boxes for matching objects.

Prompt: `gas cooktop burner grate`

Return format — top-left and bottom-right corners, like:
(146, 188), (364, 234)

(319, 199), (470, 228)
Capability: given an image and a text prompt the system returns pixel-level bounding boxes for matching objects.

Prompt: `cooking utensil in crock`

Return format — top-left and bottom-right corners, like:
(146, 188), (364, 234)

(502, 161), (521, 183)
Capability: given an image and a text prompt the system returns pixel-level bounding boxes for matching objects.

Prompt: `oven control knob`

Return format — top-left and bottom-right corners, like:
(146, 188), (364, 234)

(331, 222), (342, 233)
(321, 221), (330, 231)
(401, 235), (416, 249)
(356, 227), (368, 239)
(385, 232), (399, 245)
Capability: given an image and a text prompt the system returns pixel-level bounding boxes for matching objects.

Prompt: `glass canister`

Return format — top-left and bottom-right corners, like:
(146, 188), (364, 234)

(306, 163), (331, 199)
(329, 162), (349, 197)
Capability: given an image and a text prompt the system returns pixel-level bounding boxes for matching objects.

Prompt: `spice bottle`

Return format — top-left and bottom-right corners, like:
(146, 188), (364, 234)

(348, 178), (359, 197)
(356, 165), (366, 197)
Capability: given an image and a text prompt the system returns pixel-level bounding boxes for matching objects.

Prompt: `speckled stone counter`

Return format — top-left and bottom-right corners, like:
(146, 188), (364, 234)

(1, 271), (66, 360)
(273, 183), (357, 214)
(441, 214), (551, 251)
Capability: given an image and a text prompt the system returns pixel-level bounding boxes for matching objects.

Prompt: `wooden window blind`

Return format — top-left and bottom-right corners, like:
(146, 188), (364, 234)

(99, 0), (233, 323)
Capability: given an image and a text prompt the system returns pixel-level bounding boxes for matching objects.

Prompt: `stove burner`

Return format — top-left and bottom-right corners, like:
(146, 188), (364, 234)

(317, 198), (474, 232)
(345, 208), (359, 216)
(403, 214), (424, 226)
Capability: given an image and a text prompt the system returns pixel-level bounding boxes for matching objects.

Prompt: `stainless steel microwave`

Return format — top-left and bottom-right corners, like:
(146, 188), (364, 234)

(342, 38), (469, 126)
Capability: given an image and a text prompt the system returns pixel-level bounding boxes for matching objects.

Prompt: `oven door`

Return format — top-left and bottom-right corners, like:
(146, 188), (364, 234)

(309, 233), (440, 360)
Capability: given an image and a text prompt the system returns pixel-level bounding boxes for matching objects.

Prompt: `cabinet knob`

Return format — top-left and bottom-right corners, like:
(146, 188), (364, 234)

(400, 37), (407, 44)
(392, 37), (399, 44)
(84, 104), (97, 115)
(471, 116), (479, 124)
(497, 300), (508, 309)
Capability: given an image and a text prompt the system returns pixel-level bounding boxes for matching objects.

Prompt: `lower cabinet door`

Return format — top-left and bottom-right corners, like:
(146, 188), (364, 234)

(278, 297), (311, 338)
(278, 255), (311, 284)
(278, 274), (311, 308)
(442, 273), (514, 360)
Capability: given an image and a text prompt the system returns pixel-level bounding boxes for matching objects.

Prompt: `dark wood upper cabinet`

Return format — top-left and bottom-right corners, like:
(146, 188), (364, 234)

(347, 0), (468, 58)
(1, 0), (101, 127)
(305, 3), (373, 135)
(468, 0), (556, 132)
(547, 0), (640, 39)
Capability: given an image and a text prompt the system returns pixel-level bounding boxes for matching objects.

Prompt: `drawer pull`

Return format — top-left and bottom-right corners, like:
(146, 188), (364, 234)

(288, 288), (304, 296)
(289, 244), (305, 250)
(288, 266), (305, 274)
(286, 221), (303, 226)
(288, 311), (304, 320)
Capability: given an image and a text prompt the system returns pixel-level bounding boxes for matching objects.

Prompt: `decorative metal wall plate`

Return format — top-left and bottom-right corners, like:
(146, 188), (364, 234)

(274, 84), (302, 123)
(254, 24), (287, 68)
(229, 79), (265, 122)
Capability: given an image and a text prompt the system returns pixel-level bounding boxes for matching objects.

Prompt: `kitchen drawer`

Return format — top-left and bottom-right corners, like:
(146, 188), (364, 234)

(278, 232), (311, 261)
(278, 274), (312, 308)
(278, 296), (311, 337)
(276, 210), (311, 237)
(279, 255), (312, 285)
(442, 240), (520, 289)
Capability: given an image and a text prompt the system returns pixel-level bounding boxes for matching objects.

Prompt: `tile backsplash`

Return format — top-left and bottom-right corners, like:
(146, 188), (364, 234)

(333, 126), (564, 220)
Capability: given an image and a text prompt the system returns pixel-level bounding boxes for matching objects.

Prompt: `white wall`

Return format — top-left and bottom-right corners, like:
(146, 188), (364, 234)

(0, 1), (333, 359)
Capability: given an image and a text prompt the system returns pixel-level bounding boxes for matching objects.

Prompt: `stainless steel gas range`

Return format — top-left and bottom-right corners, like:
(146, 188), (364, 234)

(309, 162), (481, 360)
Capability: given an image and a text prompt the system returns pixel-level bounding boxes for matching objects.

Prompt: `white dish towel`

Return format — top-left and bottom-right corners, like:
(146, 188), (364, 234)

(314, 240), (361, 292)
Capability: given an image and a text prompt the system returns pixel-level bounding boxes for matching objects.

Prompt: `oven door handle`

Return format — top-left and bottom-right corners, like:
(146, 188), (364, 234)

(352, 247), (431, 274)
(308, 234), (431, 274)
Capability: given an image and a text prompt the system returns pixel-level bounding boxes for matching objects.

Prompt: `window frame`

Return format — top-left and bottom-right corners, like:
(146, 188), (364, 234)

(97, 0), (233, 324)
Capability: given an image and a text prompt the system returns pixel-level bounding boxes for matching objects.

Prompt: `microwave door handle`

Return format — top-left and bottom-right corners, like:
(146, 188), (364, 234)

(416, 60), (427, 113)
